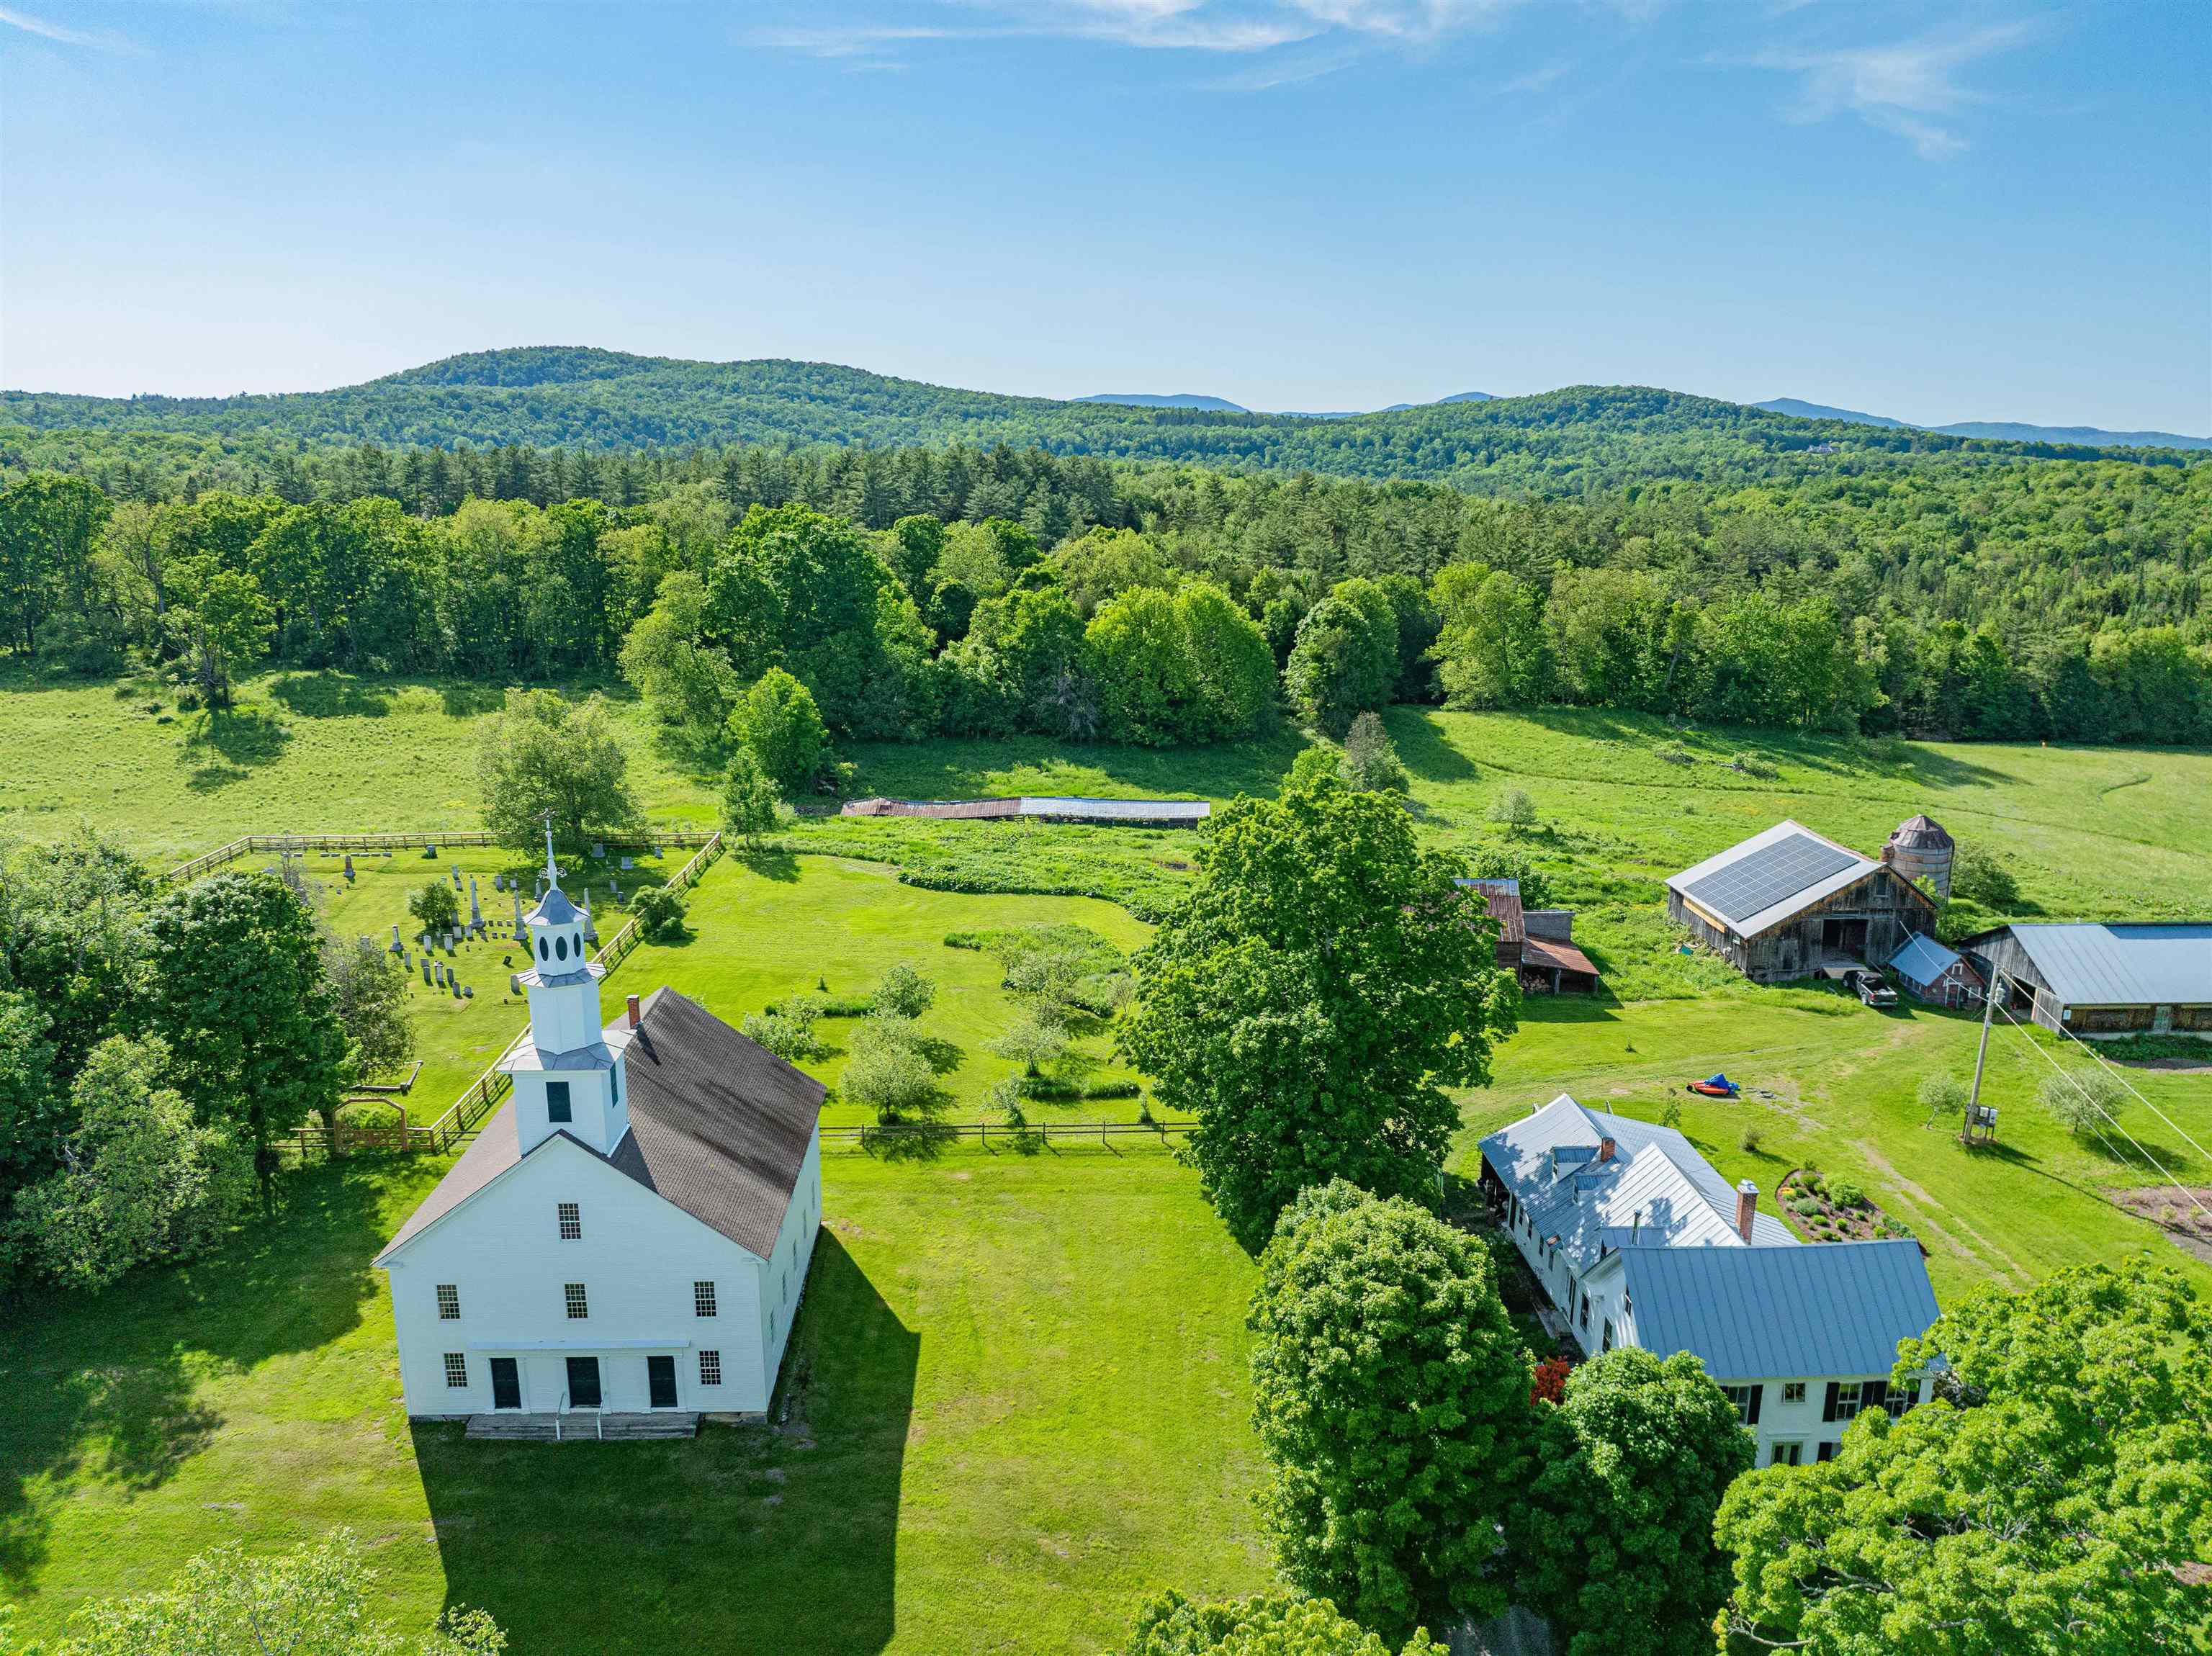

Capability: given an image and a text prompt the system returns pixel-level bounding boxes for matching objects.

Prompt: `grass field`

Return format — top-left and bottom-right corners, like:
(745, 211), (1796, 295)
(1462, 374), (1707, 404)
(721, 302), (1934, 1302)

(4, 666), (2209, 1647)
(0, 1147), (1266, 1654)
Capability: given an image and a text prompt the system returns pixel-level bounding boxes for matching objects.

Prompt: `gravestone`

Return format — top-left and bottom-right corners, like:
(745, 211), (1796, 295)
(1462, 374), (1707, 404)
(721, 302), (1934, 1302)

(389, 924), (405, 955)
(591, 842), (604, 859)
(343, 855), (356, 883)
(433, 962), (446, 986)
(421, 958), (432, 986)
(451, 867), (463, 890)
(620, 856), (634, 870)
(509, 973), (523, 996)
(469, 878), (482, 927)
(450, 977), (462, 999)
(462, 984), (473, 999)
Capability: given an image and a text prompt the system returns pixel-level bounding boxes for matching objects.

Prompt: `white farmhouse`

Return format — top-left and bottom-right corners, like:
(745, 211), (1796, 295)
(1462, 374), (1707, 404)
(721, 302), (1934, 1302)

(1479, 1094), (1940, 1466)
(376, 847), (823, 1437)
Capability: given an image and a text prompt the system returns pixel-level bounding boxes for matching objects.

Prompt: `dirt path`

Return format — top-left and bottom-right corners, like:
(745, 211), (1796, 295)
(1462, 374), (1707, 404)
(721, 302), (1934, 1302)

(1853, 1138), (2033, 1287)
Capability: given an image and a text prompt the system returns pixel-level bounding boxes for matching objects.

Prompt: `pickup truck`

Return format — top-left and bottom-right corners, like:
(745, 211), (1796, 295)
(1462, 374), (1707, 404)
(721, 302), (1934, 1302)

(1845, 968), (1898, 1008)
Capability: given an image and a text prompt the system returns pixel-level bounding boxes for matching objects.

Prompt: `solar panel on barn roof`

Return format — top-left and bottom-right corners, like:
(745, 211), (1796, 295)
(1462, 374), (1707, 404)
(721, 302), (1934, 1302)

(1682, 833), (1860, 925)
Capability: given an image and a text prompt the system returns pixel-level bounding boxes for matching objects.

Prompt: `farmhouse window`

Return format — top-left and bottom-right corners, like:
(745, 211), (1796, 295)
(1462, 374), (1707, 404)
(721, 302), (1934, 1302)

(444, 1353), (468, 1388)
(1784, 1382), (1806, 1404)
(557, 1202), (581, 1241)
(1720, 1385), (1763, 1426)
(436, 1284), (460, 1320)
(565, 1282), (589, 1320)
(1600, 1320), (1614, 1353)
(1769, 1441), (1802, 1467)
(547, 1081), (572, 1122)
(1578, 1292), (1590, 1331)
(1816, 1441), (1839, 1462)
(1825, 1381), (1863, 1423)
(694, 1280), (717, 1317)
(698, 1350), (721, 1387)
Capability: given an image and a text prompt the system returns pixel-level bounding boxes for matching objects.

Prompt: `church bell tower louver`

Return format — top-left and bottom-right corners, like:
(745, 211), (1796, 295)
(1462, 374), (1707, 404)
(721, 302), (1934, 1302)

(503, 822), (632, 1156)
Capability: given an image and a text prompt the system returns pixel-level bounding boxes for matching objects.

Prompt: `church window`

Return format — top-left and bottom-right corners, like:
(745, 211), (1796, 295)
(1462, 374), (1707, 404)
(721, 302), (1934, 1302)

(554, 935), (567, 962)
(537, 937), (548, 961)
(698, 1351), (721, 1387)
(547, 1082), (572, 1123)
(565, 1282), (588, 1319)
(436, 1284), (460, 1320)
(444, 1353), (468, 1388)
(611, 1066), (621, 1108)
(557, 1201), (581, 1240)
(694, 1281), (717, 1317)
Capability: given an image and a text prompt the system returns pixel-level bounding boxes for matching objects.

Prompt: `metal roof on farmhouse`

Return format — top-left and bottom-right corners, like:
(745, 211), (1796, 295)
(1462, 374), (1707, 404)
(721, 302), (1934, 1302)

(377, 988), (823, 1264)
(1479, 1095), (1794, 1272)
(1617, 1241), (1939, 1381)
(1668, 820), (1894, 938)
(1984, 922), (2212, 1007)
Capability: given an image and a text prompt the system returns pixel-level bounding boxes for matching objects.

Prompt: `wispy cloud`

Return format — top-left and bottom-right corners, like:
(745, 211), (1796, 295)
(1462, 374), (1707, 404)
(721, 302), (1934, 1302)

(0, 2), (141, 53)
(1744, 20), (2041, 158)
(1498, 55), (1570, 94)
(754, 0), (1521, 70)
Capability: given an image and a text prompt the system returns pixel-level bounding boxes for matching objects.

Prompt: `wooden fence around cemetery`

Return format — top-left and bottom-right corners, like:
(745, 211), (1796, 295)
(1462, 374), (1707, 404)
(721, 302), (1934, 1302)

(160, 827), (719, 889)
(276, 828), (728, 1162)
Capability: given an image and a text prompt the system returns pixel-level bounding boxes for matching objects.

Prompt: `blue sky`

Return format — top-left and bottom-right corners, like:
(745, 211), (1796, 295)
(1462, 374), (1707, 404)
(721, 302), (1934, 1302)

(4, 1), (2207, 432)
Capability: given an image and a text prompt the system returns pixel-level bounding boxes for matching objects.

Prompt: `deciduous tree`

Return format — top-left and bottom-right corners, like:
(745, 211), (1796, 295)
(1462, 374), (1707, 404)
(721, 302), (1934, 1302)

(1716, 1256), (2212, 1655)
(727, 667), (829, 797)
(1120, 1589), (1443, 1656)
(1248, 1181), (1532, 1641)
(1509, 1348), (1753, 1656)
(478, 688), (642, 855)
(1122, 769), (1515, 1248)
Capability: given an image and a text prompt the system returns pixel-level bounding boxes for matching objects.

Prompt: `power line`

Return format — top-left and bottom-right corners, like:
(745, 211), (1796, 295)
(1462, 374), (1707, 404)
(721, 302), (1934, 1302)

(1992, 1000), (2212, 1224)
(2038, 1014), (2212, 1171)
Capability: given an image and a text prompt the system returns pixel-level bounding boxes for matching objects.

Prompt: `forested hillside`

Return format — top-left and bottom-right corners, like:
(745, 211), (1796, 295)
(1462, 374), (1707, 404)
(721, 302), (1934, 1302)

(1, 425), (2206, 748)
(5, 346), (2198, 494)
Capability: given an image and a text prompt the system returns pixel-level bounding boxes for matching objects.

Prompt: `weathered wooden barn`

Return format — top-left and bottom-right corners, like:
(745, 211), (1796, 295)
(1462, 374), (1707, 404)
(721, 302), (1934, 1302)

(1666, 820), (1940, 985)
(1888, 932), (1984, 1009)
(1457, 878), (1602, 994)
(1958, 922), (2212, 1037)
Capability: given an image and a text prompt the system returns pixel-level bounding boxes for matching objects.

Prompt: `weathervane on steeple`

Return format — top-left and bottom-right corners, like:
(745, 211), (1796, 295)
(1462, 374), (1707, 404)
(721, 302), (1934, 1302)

(541, 810), (560, 890)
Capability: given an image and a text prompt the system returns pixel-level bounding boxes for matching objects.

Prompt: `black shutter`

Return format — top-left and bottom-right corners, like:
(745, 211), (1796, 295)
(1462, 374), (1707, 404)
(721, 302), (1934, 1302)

(1817, 1441), (1837, 1463)
(1863, 1379), (1888, 1416)
(1747, 1385), (1763, 1426)
(1822, 1382), (1840, 1422)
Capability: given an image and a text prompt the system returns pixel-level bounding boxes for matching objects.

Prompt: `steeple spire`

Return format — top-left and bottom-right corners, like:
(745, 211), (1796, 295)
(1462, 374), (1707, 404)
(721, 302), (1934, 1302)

(541, 811), (560, 891)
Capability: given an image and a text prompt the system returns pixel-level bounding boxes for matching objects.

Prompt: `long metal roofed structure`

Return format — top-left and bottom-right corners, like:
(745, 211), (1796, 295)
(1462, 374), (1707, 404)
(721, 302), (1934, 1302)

(1668, 820), (1874, 937)
(1983, 923), (2212, 1007)
(842, 796), (1210, 826)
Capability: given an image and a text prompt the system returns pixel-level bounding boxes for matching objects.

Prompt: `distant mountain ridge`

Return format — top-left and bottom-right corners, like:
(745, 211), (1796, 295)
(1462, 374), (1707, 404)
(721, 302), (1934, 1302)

(1084, 389), (1495, 417)
(4, 347), (2202, 498)
(1755, 397), (2208, 451)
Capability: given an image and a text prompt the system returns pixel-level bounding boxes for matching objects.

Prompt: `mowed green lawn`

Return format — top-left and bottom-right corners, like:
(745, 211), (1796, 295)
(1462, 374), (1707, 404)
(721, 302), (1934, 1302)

(0, 1147), (1267, 1653)
(603, 852), (1156, 1125)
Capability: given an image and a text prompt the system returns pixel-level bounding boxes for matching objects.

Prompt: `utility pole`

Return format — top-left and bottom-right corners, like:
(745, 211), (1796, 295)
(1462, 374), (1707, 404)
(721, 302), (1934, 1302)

(1965, 968), (2005, 1141)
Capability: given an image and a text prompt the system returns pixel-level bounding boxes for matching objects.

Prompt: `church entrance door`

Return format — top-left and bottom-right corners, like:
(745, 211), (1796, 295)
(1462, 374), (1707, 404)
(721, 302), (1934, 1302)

(566, 1355), (602, 1409)
(648, 1354), (678, 1409)
(490, 1357), (521, 1410)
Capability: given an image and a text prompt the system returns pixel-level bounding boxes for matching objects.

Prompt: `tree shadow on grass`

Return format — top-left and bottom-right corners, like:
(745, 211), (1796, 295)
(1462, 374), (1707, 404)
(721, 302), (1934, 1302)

(417, 1233), (917, 1656)
(913, 1036), (964, 1076)
(269, 671), (393, 719)
(736, 849), (802, 884)
(189, 707), (291, 767)
(1388, 710), (1481, 783)
(0, 1162), (398, 1590)
(436, 683), (507, 719)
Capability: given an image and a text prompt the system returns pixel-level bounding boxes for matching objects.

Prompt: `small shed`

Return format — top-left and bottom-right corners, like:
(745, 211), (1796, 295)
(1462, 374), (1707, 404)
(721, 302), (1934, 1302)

(1888, 932), (1982, 1008)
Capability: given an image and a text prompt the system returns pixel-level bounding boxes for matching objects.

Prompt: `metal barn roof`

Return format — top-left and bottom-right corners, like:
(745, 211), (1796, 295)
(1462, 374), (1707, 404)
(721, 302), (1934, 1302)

(1667, 820), (1881, 939)
(1996, 923), (2212, 1007)
(1016, 796), (1211, 822)
(1618, 1241), (1939, 1381)
(1889, 932), (1967, 988)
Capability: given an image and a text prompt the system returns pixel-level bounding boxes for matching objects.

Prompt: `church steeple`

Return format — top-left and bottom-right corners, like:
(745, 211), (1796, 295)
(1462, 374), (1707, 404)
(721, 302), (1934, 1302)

(501, 817), (631, 1156)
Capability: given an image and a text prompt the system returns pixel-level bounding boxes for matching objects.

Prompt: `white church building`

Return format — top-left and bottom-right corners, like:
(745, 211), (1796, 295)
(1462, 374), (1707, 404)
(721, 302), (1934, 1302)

(377, 843), (823, 1435)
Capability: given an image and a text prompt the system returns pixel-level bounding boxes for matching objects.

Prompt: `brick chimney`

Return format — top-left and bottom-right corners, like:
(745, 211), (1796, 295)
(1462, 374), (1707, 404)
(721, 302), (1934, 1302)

(1597, 1136), (1617, 1164)
(1735, 1179), (1758, 1242)
(626, 993), (642, 1029)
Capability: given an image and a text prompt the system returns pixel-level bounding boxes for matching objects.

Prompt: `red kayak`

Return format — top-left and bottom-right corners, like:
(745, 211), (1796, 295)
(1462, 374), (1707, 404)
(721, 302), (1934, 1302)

(1686, 1074), (1740, 1098)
